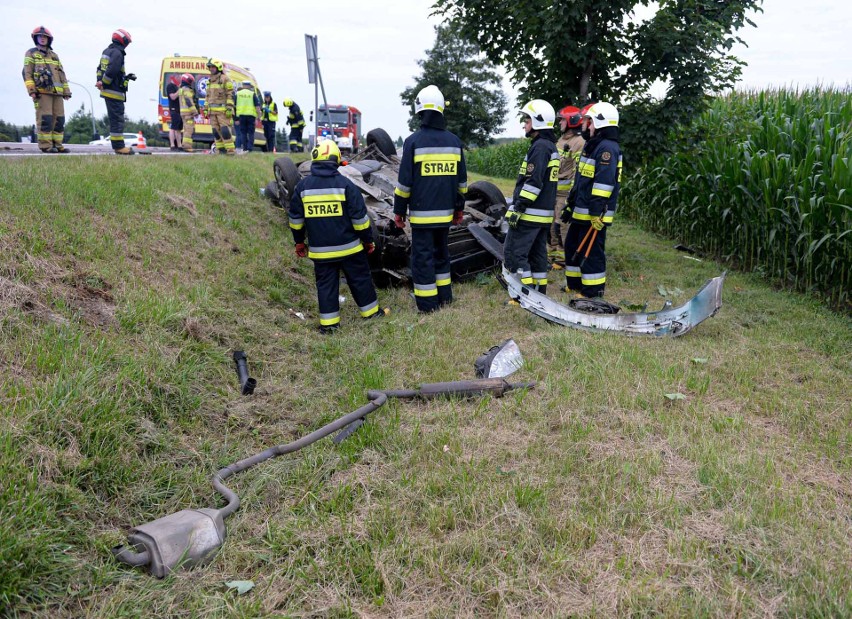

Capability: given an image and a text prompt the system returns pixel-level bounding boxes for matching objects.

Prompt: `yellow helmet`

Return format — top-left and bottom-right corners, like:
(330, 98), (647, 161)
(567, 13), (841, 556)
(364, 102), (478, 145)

(206, 58), (224, 72)
(311, 139), (341, 164)
(283, 98), (294, 107)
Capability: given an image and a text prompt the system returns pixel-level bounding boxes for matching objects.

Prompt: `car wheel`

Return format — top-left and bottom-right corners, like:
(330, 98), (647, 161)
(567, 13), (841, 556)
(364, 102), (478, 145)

(466, 180), (508, 215)
(273, 157), (300, 205)
(366, 128), (396, 157)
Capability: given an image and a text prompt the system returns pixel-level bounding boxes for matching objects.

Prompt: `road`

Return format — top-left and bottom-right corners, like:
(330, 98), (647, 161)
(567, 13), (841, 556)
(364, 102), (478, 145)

(0, 142), (207, 157)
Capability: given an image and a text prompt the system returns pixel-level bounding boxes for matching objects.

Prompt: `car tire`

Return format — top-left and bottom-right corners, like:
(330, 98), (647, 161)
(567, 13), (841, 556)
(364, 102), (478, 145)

(466, 180), (508, 214)
(273, 157), (300, 205)
(366, 128), (396, 157)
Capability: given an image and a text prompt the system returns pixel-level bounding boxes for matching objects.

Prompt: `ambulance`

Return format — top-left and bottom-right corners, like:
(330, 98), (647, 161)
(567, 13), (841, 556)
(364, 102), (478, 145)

(158, 54), (266, 148)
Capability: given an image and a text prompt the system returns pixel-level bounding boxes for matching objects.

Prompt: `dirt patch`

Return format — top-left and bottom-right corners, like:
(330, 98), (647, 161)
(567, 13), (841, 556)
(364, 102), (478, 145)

(223, 183), (238, 194)
(159, 192), (198, 217)
(0, 275), (69, 325)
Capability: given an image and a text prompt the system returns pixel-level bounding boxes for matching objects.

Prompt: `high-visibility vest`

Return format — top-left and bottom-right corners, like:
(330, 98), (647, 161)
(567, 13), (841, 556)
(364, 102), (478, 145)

(236, 89), (257, 117)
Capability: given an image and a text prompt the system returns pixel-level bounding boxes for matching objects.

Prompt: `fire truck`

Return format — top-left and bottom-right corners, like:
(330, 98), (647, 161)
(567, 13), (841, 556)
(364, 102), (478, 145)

(316, 104), (362, 153)
(157, 54), (265, 148)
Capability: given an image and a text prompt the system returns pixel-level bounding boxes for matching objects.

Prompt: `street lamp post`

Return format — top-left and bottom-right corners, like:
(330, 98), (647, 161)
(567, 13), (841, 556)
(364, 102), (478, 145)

(68, 81), (98, 141)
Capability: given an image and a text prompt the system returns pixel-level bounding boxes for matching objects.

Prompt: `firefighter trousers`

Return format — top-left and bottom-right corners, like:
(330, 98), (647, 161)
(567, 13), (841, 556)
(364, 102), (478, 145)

(181, 114), (195, 146)
(209, 112), (235, 153)
(504, 223), (550, 294)
(564, 222), (607, 297)
(314, 252), (379, 328)
(34, 94), (65, 150)
(411, 227), (452, 313)
(104, 98), (126, 150)
(289, 126), (304, 151)
(551, 189), (570, 251)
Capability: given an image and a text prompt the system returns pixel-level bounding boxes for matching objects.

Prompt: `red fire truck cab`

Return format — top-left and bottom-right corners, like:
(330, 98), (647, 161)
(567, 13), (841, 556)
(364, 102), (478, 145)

(316, 104), (362, 153)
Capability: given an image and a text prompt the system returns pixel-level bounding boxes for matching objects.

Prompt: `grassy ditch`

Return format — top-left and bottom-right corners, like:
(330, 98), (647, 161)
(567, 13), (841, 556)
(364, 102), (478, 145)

(0, 155), (850, 617)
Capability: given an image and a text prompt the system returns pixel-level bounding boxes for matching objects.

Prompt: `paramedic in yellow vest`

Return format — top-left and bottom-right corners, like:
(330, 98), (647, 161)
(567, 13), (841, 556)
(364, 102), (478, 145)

(550, 105), (586, 261)
(177, 73), (200, 152)
(23, 26), (72, 153)
(204, 58), (236, 155)
(261, 91), (278, 152)
(235, 81), (261, 153)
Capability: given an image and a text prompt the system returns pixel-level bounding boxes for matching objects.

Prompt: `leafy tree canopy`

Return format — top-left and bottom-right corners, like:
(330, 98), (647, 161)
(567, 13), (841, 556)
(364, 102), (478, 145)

(433, 0), (762, 162)
(401, 25), (508, 147)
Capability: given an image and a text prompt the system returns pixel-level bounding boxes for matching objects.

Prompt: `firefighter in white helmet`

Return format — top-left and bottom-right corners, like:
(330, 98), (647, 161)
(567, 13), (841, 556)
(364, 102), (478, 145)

(393, 84), (468, 312)
(503, 99), (560, 294)
(561, 101), (622, 297)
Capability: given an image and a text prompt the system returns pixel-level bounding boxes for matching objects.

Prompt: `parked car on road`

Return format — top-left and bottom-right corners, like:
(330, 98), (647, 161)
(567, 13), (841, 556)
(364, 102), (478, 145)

(89, 133), (140, 147)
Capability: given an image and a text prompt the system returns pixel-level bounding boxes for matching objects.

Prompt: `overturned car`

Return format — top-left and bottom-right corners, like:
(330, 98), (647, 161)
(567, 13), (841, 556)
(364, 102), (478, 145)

(265, 128), (508, 286)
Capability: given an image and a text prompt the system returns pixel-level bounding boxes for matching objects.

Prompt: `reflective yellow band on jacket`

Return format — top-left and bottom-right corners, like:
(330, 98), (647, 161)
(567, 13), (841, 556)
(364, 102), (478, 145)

(591, 182), (615, 198)
(519, 209), (554, 224)
(288, 217), (305, 229)
(413, 147), (461, 162)
(414, 283), (438, 297)
(557, 180), (574, 190)
(409, 209), (453, 225)
(395, 183), (411, 198)
(458, 182), (468, 194)
(351, 215), (370, 231)
(519, 190), (539, 202)
(308, 240), (363, 260)
(101, 90), (125, 100)
(579, 156), (595, 178)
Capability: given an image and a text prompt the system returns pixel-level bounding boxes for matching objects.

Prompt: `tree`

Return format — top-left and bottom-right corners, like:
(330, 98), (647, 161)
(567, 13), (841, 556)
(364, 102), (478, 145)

(400, 25), (508, 147)
(433, 0), (762, 162)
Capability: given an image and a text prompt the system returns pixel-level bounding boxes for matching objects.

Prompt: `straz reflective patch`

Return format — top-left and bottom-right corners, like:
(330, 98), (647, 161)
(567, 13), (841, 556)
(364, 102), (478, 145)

(550, 167), (558, 181)
(421, 159), (457, 176)
(305, 202), (343, 217)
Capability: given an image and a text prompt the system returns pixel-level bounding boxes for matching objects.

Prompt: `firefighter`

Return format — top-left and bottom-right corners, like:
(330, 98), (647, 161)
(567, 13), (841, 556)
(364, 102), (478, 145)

(393, 84), (468, 312)
(288, 139), (384, 333)
(550, 105), (585, 262)
(261, 91), (278, 152)
(283, 98), (306, 152)
(204, 58), (236, 155)
(95, 28), (135, 155)
(503, 100), (560, 295)
(23, 26), (71, 153)
(235, 81), (261, 153)
(561, 102), (622, 298)
(177, 73), (199, 152)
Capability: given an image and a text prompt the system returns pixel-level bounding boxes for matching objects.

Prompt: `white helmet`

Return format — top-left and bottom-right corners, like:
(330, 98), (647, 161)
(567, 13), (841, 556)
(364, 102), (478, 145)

(584, 102), (619, 129)
(519, 99), (555, 130)
(414, 84), (446, 114)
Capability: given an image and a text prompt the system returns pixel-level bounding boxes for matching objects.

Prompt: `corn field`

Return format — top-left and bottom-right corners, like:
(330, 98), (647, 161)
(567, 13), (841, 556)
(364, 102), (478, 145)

(466, 139), (529, 179)
(620, 87), (852, 308)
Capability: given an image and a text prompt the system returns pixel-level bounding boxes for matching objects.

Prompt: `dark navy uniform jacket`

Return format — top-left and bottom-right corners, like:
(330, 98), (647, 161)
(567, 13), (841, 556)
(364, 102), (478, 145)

(289, 161), (373, 261)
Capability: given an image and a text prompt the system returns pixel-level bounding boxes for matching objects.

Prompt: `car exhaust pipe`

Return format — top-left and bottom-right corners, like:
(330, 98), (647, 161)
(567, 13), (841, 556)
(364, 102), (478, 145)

(232, 351), (257, 395)
(113, 378), (534, 577)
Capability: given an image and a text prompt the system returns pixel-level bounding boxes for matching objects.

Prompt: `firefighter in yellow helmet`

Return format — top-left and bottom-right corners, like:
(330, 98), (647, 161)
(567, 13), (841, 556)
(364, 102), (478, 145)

(204, 58), (236, 155)
(23, 26), (72, 153)
(288, 139), (385, 333)
(283, 98), (306, 152)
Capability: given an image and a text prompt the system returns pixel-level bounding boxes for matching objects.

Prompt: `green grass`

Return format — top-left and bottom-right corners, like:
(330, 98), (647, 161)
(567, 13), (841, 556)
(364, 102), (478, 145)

(1, 155), (850, 617)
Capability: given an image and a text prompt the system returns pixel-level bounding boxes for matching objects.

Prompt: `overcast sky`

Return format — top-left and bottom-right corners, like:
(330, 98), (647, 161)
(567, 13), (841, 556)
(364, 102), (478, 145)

(0, 0), (849, 141)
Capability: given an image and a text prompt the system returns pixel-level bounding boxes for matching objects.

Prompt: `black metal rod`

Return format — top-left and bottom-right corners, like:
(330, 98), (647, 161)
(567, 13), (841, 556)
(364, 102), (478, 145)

(232, 351), (256, 395)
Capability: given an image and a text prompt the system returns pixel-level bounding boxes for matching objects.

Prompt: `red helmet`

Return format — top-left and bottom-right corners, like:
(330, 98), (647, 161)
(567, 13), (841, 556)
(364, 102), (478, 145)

(112, 29), (132, 46)
(558, 105), (582, 128)
(580, 103), (595, 118)
(31, 25), (53, 47)
(180, 73), (195, 85)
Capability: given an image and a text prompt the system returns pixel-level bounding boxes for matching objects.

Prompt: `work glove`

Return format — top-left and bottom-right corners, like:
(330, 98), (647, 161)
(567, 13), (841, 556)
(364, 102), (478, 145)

(452, 211), (464, 226)
(560, 205), (572, 223)
(64, 93), (72, 100)
(394, 214), (406, 229)
(95, 81), (103, 90)
(590, 216), (605, 231)
(225, 109), (233, 119)
(363, 241), (376, 254)
(294, 243), (307, 258)
(126, 73), (137, 81)
(505, 210), (521, 229)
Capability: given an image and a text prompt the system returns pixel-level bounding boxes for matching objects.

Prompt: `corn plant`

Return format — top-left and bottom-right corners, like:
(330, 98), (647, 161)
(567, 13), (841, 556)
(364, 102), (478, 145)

(621, 87), (852, 309)
(466, 139), (530, 179)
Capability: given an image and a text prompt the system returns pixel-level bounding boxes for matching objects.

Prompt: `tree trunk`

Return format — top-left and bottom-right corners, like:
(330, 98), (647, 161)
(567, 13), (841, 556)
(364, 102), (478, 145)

(579, 8), (595, 100)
